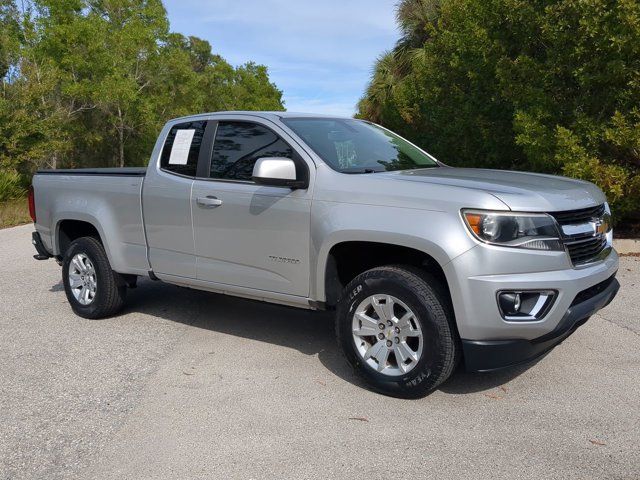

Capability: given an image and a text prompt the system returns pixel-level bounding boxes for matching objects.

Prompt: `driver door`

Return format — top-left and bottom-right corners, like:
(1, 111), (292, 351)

(190, 119), (313, 297)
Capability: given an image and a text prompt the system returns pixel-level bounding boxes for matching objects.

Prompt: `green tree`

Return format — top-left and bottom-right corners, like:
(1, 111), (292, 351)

(0, 0), (21, 78)
(359, 0), (640, 222)
(0, 0), (284, 190)
(0, 0), (22, 177)
(88, 0), (169, 167)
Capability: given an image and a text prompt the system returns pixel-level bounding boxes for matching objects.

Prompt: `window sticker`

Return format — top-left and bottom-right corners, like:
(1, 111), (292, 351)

(168, 129), (196, 165)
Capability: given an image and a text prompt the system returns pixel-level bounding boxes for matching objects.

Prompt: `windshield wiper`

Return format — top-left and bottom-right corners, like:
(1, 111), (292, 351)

(342, 168), (381, 174)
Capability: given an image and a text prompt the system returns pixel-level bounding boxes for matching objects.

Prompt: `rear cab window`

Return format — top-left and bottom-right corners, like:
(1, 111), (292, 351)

(160, 120), (207, 177)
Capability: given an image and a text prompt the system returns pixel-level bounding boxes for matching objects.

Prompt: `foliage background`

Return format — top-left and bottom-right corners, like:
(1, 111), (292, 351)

(358, 0), (640, 224)
(0, 0), (283, 199)
(1, 0), (638, 226)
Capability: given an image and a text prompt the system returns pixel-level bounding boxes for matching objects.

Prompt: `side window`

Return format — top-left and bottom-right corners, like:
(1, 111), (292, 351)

(210, 122), (293, 181)
(160, 120), (207, 177)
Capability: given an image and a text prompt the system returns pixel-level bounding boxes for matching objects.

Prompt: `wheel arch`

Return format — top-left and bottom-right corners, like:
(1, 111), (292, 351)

(315, 233), (454, 308)
(54, 215), (113, 264)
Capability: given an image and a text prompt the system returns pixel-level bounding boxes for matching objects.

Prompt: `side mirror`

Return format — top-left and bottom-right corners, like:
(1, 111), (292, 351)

(252, 157), (307, 189)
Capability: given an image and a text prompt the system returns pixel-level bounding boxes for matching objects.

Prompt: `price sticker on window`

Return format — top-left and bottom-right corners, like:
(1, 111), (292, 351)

(168, 129), (196, 165)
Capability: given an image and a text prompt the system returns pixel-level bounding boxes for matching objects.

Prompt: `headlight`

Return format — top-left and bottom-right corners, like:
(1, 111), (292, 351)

(462, 210), (563, 251)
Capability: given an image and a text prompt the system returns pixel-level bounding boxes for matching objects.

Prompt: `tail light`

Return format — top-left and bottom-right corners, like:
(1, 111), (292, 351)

(28, 185), (36, 222)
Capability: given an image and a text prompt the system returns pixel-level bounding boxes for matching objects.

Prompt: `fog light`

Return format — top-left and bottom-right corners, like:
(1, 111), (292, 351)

(497, 290), (556, 321)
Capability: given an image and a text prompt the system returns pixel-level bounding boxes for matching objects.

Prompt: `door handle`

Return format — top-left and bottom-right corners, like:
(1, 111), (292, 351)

(196, 196), (223, 208)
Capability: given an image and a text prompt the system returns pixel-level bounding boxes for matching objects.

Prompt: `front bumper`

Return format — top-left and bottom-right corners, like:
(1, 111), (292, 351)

(462, 274), (619, 371)
(443, 241), (620, 371)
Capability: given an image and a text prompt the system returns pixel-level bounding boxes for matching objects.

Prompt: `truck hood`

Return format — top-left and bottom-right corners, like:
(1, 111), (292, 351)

(382, 167), (606, 212)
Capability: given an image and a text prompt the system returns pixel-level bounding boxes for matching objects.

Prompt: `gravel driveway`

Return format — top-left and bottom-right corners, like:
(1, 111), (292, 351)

(1, 224), (639, 479)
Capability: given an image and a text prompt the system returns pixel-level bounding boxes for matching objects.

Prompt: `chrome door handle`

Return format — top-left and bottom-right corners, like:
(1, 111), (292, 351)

(196, 196), (223, 208)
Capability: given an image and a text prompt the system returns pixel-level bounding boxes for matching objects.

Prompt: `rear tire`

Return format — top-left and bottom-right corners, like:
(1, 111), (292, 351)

(336, 265), (458, 398)
(62, 236), (126, 319)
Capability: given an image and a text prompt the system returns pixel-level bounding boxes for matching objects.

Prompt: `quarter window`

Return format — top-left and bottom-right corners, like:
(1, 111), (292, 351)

(210, 122), (293, 181)
(160, 120), (207, 177)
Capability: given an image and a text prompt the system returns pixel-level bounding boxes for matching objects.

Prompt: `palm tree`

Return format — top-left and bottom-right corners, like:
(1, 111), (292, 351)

(393, 0), (441, 74)
(358, 0), (442, 120)
(358, 51), (398, 122)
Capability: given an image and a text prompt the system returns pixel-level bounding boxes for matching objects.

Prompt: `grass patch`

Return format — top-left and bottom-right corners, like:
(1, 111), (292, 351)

(0, 197), (32, 229)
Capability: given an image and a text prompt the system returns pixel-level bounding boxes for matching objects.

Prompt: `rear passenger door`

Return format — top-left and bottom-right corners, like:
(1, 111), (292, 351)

(143, 120), (213, 278)
(190, 119), (313, 297)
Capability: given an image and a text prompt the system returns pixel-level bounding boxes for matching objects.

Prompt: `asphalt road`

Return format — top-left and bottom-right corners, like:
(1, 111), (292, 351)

(1, 224), (639, 480)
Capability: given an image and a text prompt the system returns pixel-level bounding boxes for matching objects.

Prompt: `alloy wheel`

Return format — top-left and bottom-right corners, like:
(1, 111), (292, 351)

(352, 294), (424, 376)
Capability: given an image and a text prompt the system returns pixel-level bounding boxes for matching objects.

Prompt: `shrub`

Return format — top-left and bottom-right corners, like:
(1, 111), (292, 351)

(0, 169), (27, 202)
(555, 127), (639, 223)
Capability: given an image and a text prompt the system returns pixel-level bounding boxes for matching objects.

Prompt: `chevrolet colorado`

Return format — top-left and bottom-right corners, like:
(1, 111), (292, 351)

(30, 111), (620, 398)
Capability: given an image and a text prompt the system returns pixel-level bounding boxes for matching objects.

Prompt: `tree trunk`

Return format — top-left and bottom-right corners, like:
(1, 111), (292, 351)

(118, 127), (124, 168)
(117, 107), (125, 168)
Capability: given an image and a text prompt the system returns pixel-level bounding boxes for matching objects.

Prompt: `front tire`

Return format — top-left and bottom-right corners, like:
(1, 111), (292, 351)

(62, 236), (126, 319)
(336, 265), (458, 398)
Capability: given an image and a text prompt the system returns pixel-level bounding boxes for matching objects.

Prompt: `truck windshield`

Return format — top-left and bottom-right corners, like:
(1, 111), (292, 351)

(282, 118), (439, 173)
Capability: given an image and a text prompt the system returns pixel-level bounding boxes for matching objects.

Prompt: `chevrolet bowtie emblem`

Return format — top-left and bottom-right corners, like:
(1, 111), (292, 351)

(591, 218), (608, 236)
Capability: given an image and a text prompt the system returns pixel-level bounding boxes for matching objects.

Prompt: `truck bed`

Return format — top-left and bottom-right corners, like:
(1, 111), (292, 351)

(33, 167), (150, 276)
(36, 167), (146, 176)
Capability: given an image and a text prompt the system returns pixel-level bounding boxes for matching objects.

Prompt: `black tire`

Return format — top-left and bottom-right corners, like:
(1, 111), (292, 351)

(336, 265), (459, 398)
(61, 236), (127, 319)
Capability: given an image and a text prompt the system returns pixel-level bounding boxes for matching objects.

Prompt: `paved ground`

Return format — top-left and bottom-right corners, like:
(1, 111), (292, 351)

(1, 224), (638, 480)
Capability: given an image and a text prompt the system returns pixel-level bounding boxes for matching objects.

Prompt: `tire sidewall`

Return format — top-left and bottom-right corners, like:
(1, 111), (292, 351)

(337, 270), (449, 397)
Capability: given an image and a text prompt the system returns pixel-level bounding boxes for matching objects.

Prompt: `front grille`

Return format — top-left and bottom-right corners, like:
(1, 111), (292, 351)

(565, 235), (608, 265)
(549, 204), (608, 266)
(550, 204), (605, 225)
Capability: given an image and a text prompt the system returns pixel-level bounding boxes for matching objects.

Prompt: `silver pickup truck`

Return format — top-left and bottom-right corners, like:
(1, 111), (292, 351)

(30, 111), (620, 398)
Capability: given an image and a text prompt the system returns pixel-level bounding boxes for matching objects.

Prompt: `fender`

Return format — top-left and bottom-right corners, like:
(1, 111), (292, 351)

(310, 201), (477, 302)
(53, 212), (115, 265)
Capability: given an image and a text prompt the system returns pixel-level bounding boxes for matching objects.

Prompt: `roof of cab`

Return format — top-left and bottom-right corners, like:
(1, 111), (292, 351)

(170, 111), (352, 122)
